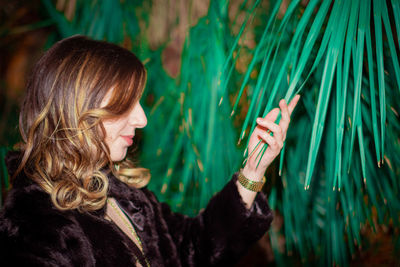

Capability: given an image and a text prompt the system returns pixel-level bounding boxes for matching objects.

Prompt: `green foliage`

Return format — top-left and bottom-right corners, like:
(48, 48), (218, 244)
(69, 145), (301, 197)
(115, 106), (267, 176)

(143, 1), (241, 215)
(225, 0), (400, 265)
(0, 147), (10, 207)
(42, 0), (142, 42)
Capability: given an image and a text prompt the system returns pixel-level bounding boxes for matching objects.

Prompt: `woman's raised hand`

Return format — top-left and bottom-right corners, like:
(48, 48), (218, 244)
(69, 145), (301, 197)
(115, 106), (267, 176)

(242, 95), (300, 179)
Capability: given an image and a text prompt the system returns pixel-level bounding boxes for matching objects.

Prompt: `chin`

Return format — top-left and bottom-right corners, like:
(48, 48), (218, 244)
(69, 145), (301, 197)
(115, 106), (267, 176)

(111, 149), (128, 162)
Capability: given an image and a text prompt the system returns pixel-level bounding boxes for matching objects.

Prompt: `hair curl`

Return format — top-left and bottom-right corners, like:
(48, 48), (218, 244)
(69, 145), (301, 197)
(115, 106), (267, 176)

(15, 35), (150, 212)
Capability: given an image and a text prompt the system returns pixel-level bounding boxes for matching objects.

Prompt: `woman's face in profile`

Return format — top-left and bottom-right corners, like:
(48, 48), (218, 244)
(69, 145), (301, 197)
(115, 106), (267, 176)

(101, 95), (147, 162)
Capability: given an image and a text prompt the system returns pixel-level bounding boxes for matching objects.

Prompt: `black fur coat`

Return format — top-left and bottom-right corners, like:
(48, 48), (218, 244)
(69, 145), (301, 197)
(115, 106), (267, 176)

(0, 152), (273, 266)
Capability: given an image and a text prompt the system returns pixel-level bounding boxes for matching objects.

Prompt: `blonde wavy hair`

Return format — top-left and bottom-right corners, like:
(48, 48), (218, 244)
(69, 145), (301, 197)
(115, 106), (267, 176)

(15, 35), (150, 212)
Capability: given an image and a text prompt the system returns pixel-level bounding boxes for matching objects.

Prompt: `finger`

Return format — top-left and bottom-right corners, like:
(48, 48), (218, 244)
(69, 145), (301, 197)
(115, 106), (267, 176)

(279, 99), (289, 121)
(264, 107), (280, 121)
(256, 119), (283, 142)
(278, 99), (290, 137)
(288, 94), (301, 115)
(258, 131), (282, 152)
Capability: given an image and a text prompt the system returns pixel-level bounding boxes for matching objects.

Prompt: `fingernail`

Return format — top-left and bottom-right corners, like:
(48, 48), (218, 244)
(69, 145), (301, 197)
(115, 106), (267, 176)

(256, 118), (261, 123)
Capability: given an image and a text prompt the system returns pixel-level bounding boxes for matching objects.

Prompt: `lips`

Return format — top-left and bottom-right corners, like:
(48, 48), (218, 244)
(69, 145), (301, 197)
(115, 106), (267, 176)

(121, 135), (134, 146)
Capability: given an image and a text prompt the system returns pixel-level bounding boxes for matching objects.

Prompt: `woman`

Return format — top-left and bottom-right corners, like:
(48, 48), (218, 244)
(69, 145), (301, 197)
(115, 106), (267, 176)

(0, 35), (299, 266)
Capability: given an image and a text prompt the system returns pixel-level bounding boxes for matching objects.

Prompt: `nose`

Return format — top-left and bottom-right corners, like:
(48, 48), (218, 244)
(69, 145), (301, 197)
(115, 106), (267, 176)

(129, 102), (147, 128)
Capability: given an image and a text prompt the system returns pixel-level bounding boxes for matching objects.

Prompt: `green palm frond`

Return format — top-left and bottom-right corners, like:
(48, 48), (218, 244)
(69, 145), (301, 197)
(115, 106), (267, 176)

(42, 0), (142, 43)
(227, 0), (399, 189)
(223, 0), (400, 265)
(0, 147), (10, 207)
(143, 1), (241, 215)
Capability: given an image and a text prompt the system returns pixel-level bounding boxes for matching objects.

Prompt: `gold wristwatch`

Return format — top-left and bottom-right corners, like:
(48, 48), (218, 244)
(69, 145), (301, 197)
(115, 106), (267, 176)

(238, 169), (266, 192)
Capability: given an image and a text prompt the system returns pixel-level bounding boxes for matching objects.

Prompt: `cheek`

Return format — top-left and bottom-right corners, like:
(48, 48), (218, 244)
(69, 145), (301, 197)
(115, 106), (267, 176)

(103, 123), (114, 145)
(103, 120), (124, 141)
(101, 119), (130, 161)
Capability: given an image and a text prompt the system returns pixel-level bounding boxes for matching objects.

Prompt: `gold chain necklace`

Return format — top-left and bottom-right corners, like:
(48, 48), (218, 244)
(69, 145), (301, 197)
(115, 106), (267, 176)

(107, 198), (150, 267)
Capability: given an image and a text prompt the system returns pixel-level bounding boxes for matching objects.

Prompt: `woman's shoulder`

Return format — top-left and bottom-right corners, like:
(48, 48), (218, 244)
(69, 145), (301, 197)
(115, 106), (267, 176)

(0, 171), (74, 235)
(0, 159), (90, 264)
(1, 151), (76, 240)
(0, 181), (95, 266)
(2, 150), (54, 218)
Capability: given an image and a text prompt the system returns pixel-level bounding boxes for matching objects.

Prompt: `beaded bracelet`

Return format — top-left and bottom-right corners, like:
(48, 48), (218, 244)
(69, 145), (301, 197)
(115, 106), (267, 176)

(238, 169), (266, 192)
